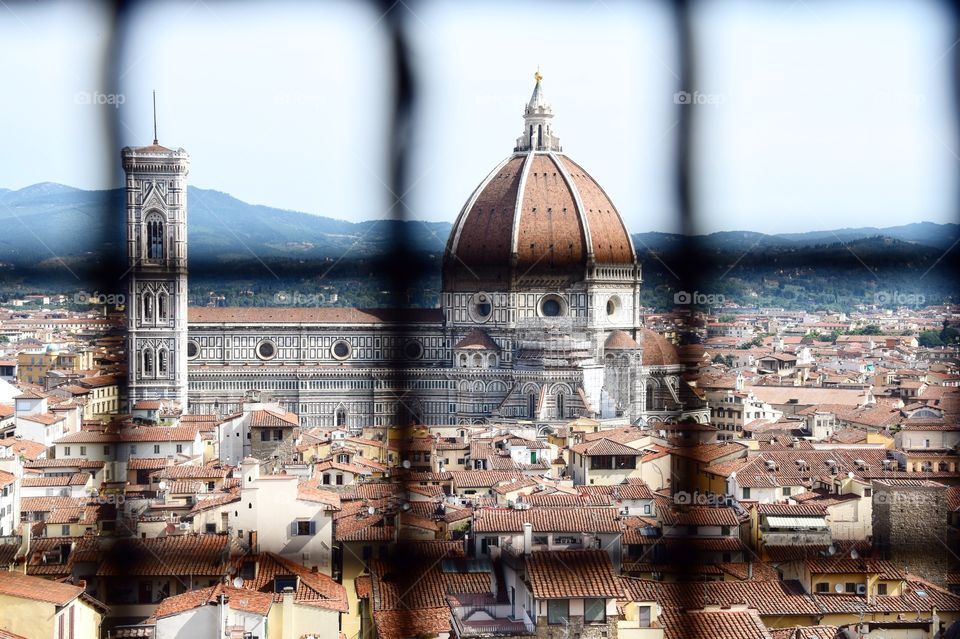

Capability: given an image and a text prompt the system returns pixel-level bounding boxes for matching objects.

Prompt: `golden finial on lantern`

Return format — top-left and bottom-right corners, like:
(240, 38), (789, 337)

(534, 67), (542, 83)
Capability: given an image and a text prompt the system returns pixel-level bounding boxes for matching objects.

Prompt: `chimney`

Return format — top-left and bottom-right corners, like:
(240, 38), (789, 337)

(747, 561), (753, 580)
(282, 587), (295, 639)
(523, 522), (533, 556)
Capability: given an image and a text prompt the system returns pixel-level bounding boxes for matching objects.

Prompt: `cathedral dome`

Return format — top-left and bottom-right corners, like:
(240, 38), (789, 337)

(639, 328), (680, 366)
(605, 330), (640, 350)
(444, 74), (635, 286)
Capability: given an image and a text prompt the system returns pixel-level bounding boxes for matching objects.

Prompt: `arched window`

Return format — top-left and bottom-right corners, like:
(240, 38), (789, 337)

(488, 354), (497, 368)
(142, 292), (154, 323)
(537, 124), (543, 148)
(158, 349), (168, 376)
(143, 349), (154, 376)
(157, 292), (168, 321)
(335, 408), (347, 428)
(145, 214), (165, 260)
(646, 384), (655, 411)
(459, 353), (468, 368)
(556, 393), (565, 418)
(527, 392), (537, 418)
(472, 353), (483, 368)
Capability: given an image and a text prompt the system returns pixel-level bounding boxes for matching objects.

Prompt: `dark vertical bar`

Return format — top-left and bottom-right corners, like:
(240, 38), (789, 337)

(671, 0), (707, 606)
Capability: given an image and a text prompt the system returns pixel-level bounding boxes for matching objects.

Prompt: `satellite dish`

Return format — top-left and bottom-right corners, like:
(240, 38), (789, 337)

(367, 506), (376, 515)
(158, 481), (167, 491)
(826, 544), (837, 556)
(850, 549), (860, 560)
(834, 584), (844, 593)
(402, 460), (411, 469)
(233, 576), (244, 588)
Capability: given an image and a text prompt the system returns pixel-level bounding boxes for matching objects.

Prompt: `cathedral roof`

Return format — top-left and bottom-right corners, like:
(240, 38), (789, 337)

(454, 328), (500, 351)
(188, 307), (442, 325)
(444, 73), (635, 283)
(641, 328), (681, 367)
(605, 330), (640, 350)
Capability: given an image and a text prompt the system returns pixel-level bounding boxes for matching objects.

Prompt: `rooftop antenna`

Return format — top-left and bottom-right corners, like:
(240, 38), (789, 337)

(152, 90), (158, 145)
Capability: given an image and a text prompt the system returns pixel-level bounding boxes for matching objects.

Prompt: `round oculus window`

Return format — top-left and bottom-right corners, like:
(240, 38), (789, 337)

(186, 340), (200, 360)
(255, 340), (276, 360)
(470, 292), (493, 322)
(331, 340), (352, 360)
(606, 296), (621, 318)
(539, 295), (564, 317)
(403, 340), (424, 360)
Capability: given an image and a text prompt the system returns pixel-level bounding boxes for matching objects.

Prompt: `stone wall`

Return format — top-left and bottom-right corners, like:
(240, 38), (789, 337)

(872, 480), (950, 586)
(249, 427), (299, 464)
(534, 615), (618, 639)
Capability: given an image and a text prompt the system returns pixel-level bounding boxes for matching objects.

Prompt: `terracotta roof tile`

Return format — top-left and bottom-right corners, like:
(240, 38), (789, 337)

(527, 549), (624, 599)
(0, 570), (83, 606)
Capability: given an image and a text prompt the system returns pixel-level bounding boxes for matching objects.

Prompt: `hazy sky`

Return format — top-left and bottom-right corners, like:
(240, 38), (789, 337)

(0, 0), (956, 235)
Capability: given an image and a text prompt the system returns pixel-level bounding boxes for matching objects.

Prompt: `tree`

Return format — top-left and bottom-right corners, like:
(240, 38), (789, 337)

(940, 321), (959, 345)
(918, 331), (943, 348)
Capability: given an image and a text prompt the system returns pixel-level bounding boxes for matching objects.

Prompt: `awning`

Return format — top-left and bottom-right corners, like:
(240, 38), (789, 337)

(765, 516), (828, 529)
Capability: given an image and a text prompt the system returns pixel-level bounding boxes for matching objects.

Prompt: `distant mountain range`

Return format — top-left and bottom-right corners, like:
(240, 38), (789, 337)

(1, 182), (957, 262)
(0, 182), (956, 310)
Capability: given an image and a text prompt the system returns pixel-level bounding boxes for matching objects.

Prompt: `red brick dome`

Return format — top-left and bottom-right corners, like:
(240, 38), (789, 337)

(445, 152), (635, 281)
(640, 328), (680, 366)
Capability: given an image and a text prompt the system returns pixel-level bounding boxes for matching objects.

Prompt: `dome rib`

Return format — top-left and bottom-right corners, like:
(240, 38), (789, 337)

(558, 156), (636, 264)
(447, 155), (523, 267)
(550, 151), (593, 261)
(509, 150), (536, 266)
(515, 154), (584, 270)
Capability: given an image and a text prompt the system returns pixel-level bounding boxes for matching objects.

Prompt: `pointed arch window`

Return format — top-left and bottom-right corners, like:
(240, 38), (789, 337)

(556, 393), (565, 418)
(145, 213), (165, 260)
(335, 407), (347, 428)
(143, 348), (154, 376)
(143, 291), (154, 323)
(646, 384), (655, 411)
(527, 392), (537, 419)
(157, 292), (168, 321)
(158, 349), (168, 376)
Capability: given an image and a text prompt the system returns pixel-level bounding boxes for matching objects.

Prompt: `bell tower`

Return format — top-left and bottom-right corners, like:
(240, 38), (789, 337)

(121, 118), (190, 411)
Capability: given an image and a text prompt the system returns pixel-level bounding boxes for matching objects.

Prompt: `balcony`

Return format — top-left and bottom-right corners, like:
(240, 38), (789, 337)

(450, 595), (536, 637)
(617, 602), (664, 639)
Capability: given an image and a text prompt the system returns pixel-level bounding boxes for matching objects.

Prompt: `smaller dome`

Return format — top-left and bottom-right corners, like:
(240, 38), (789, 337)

(604, 330), (640, 350)
(640, 328), (680, 366)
